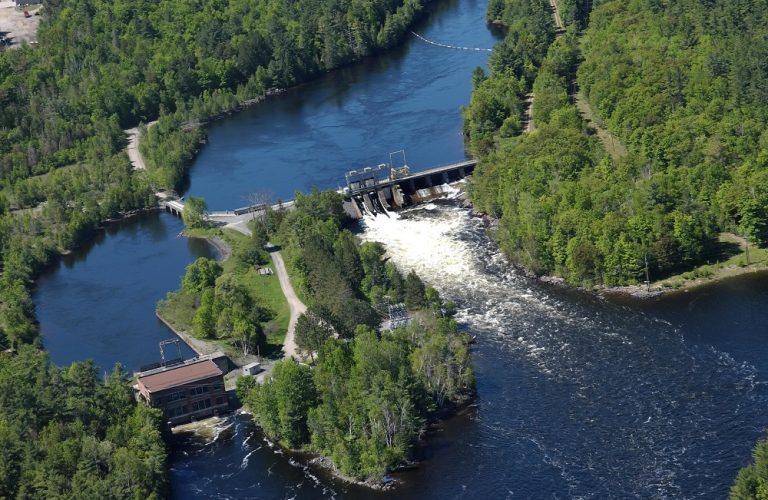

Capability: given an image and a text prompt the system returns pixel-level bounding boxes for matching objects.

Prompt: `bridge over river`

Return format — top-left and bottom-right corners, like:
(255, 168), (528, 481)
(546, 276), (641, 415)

(159, 158), (476, 225)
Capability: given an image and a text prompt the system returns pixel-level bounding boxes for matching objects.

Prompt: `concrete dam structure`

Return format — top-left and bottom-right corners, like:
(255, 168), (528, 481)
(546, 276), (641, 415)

(158, 158), (476, 222)
(342, 159), (476, 219)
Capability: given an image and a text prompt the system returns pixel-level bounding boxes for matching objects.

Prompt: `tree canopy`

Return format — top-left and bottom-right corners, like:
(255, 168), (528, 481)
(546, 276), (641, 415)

(466, 0), (768, 287)
(0, 348), (168, 498)
(238, 190), (475, 481)
(731, 435), (768, 499)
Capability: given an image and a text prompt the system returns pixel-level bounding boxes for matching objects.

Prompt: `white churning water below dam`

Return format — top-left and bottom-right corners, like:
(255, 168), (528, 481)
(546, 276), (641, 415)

(357, 198), (768, 498)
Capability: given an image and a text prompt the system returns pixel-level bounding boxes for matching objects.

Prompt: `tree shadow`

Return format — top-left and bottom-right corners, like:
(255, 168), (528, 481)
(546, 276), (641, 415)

(706, 238), (742, 262)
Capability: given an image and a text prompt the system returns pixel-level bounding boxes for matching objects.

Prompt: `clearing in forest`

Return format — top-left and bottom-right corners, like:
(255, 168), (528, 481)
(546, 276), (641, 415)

(574, 90), (628, 161)
(0, 0), (41, 48)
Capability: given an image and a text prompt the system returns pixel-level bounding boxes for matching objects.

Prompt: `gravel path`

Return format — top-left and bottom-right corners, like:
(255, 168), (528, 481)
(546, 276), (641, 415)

(125, 121), (157, 170)
(267, 246), (305, 360)
(208, 217), (306, 361)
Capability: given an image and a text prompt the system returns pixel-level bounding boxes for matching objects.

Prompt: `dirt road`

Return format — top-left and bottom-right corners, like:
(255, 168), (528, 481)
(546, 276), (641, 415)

(267, 246), (305, 360)
(125, 121), (157, 171)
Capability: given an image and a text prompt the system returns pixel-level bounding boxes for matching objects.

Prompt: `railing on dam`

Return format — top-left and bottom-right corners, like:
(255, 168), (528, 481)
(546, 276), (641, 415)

(344, 159), (476, 196)
(342, 158), (476, 218)
(159, 157), (475, 221)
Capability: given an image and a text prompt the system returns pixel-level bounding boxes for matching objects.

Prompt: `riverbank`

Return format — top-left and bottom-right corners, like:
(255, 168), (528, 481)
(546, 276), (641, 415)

(466, 195), (768, 300)
(135, 0), (434, 199)
(601, 233), (768, 299)
(185, 232), (232, 262)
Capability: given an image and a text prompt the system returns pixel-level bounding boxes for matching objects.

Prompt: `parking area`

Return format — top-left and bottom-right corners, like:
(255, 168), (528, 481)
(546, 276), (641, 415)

(0, 0), (42, 49)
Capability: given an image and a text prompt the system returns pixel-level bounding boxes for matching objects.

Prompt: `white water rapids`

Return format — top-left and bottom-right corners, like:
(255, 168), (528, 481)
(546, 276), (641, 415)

(357, 197), (768, 498)
(168, 196), (768, 499)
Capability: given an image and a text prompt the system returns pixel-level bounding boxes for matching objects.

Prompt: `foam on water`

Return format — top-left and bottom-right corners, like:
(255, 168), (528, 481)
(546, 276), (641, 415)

(358, 200), (768, 498)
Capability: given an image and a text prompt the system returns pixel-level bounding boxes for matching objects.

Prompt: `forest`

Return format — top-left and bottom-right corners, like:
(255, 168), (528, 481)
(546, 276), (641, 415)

(237, 190), (474, 481)
(466, 0), (768, 287)
(732, 435), (768, 499)
(0, 0), (428, 495)
(465, 0), (768, 494)
(0, 0), (430, 349)
(0, 347), (168, 498)
(0, 0), (428, 191)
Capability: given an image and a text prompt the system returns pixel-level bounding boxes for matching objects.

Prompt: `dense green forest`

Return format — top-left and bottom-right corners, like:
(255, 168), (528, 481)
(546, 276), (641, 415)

(237, 191), (474, 481)
(0, 0), (431, 495)
(466, 0), (768, 286)
(732, 436), (768, 499)
(0, 347), (167, 498)
(732, 435), (768, 499)
(0, 0), (430, 351)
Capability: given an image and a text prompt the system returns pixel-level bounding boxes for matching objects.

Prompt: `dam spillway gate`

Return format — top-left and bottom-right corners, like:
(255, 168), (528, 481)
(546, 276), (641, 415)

(342, 159), (476, 219)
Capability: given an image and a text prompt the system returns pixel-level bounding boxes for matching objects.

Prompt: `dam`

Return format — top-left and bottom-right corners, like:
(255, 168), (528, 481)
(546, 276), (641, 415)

(342, 159), (476, 218)
(159, 158), (477, 221)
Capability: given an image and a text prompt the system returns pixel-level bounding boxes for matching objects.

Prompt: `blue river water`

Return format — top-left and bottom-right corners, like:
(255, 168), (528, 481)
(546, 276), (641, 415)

(31, 0), (768, 497)
(184, 0), (500, 210)
(35, 213), (214, 371)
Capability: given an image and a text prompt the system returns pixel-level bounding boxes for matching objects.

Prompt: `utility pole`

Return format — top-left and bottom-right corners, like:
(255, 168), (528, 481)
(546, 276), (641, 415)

(644, 253), (650, 292)
(745, 234), (750, 265)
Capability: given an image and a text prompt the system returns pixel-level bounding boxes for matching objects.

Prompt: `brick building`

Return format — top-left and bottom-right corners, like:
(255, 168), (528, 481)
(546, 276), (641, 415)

(136, 359), (229, 426)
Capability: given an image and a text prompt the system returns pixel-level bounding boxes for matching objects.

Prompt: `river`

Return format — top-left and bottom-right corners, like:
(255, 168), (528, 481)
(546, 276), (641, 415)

(35, 212), (216, 371)
(183, 0), (499, 210)
(32, 0), (768, 497)
(357, 200), (768, 498)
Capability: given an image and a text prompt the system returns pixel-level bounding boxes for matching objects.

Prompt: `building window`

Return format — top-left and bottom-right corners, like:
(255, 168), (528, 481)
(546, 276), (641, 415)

(189, 399), (213, 412)
(189, 386), (209, 396)
(166, 391), (186, 403)
(168, 406), (188, 418)
(216, 397), (223, 405)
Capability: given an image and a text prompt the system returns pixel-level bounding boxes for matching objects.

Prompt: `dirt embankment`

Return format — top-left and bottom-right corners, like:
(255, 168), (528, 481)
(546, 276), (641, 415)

(0, 1), (41, 48)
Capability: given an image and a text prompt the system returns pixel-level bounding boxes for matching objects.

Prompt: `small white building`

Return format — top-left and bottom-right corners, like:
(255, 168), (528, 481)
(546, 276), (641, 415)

(242, 361), (261, 376)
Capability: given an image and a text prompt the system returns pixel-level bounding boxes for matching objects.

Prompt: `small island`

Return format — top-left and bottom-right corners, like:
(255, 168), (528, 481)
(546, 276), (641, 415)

(157, 190), (475, 486)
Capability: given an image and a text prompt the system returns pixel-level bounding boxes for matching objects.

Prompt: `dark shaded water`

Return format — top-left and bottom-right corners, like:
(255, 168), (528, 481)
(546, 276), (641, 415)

(184, 0), (499, 210)
(355, 202), (768, 498)
(35, 212), (215, 371)
(165, 203), (768, 499)
(32, 0), (768, 496)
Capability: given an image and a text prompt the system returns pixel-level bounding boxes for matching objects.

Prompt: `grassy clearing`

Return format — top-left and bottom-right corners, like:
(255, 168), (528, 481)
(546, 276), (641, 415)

(157, 290), (197, 333)
(574, 91), (628, 161)
(157, 225), (290, 357)
(223, 230), (290, 345)
(655, 233), (768, 291)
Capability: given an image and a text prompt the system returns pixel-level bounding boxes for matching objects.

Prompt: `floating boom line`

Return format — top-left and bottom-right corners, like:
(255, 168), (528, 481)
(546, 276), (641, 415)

(410, 31), (493, 52)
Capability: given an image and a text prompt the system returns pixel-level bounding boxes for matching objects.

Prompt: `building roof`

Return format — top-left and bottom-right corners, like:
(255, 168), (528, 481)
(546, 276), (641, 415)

(138, 359), (222, 393)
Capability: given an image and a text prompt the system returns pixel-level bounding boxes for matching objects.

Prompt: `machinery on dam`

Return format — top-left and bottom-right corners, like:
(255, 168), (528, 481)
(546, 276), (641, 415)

(342, 158), (476, 219)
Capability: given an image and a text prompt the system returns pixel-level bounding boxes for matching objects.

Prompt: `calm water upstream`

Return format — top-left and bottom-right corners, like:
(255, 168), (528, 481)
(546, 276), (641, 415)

(35, 212), (215, 371)
(184, 0), (499, 210)
(33, 0), (768, 497)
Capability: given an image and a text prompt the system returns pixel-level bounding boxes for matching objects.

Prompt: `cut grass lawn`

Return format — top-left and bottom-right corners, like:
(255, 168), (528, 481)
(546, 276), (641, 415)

(655, 233), (768, 291)
(157, 226), (290, 357)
